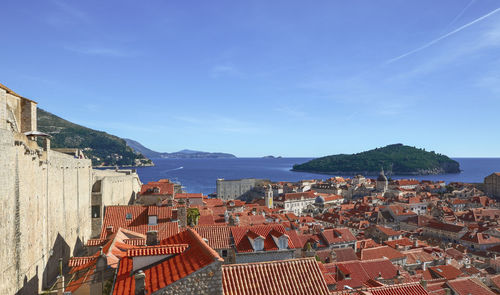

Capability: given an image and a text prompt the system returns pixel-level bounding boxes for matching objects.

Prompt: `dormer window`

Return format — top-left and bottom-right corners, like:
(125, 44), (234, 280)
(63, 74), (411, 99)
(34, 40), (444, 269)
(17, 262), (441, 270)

(148, 215), (158, 226)
(278, 235), (288, 250)
(253, 238), (264, 251)
(153, 187), (160, 193)
(126, 213), (133, 220)
(247, 230), (265, 251)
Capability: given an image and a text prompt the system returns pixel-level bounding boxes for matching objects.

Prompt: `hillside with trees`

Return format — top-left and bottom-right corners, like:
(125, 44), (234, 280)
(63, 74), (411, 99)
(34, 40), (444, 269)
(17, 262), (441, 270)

(37, 108), (153, 167)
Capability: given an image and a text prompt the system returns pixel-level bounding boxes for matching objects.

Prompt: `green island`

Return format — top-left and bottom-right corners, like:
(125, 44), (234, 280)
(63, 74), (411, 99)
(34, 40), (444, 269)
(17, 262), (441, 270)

(292, 144), (460, 175)
(37, 108), (153, 167)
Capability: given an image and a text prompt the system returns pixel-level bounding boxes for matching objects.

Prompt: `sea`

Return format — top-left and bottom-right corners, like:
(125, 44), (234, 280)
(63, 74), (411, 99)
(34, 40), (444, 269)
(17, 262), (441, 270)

(134, 158), (500, 194)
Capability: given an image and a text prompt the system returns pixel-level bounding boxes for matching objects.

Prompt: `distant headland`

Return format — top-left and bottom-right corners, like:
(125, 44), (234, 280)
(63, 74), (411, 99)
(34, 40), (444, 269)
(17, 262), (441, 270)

(292, 144), (460, 175)
(124, 138), (237, 159)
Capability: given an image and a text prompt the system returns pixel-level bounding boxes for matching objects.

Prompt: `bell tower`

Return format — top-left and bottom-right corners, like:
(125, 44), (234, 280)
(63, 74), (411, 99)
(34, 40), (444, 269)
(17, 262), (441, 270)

(265, 184), (273, 209)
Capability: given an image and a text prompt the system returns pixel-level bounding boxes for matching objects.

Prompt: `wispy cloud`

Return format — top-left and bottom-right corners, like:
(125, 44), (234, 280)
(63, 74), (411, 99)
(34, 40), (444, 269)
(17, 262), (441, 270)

(64, 45), (133, 57)
(46, 0), (90, 26)
(210, 65), (242, 78)
(386, 6), (500, 64)
(275, 106), (308, 118)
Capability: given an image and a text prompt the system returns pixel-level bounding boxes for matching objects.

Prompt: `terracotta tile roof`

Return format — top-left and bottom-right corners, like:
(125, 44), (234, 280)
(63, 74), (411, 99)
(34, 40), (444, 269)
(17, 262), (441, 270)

(68, 256), (97, 267)
(86, 238), (107, 246)
(175, 192), (203, 199)
(461, 231), (500, 245)
(384, 237), (414, 249)
(428, 265), (463, 280)
(194, 225), (232, 249)
(360, 246), (405, 261)
(368, 282), (430, 295)
(402, 249), (435, 264)
(320, 228), (356, 245)
(332, 258), (398, 290)
(286, 230), (303, 249)
(126, 244), (188, 257)
(446, 277), (495, 295)
(114, 229), (223, 295)
(222, 258), (330, 295)
(425, 221), (464, 233)
(281, 191), (317, 201)
(100, 205), (178, 241)
(333, 248), (358, 262)
(490, 274), (500, 290)
(317, 262), (336, 285)
(375, 225), (402, 236)
(231, 224), (294, 253)
(140, 179), (175, 195)
(237, 214), (266, 226)
(123, 238), (146, 246)
(66, 228), (146, 293)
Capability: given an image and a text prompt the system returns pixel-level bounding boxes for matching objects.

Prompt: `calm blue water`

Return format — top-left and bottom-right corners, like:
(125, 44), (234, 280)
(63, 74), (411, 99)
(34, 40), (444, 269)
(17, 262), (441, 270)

(134, 158), (500, 194)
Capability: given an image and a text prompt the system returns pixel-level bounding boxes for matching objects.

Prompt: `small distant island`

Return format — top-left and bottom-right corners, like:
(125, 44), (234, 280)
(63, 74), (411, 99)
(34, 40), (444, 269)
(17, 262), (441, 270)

(262, 155), (282, 159)
(292, 144), (460, 175)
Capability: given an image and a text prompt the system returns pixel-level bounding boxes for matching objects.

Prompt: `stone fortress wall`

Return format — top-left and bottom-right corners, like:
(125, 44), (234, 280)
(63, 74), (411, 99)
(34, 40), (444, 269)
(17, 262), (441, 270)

(0, 84), (140, 294)
(91, 169), (142, 237)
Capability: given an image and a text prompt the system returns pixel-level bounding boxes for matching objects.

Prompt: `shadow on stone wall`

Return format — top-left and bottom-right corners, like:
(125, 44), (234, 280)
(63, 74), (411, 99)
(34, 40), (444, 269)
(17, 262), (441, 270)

(128, 191), (136, 205)
(72, 237), (85, 257)
(42, 233), (70, 290)
(15, 266), (39, 295)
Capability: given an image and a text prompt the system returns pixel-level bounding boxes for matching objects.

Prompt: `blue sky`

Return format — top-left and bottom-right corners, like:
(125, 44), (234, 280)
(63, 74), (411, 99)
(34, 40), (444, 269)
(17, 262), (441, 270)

(1, 1), (500, 157)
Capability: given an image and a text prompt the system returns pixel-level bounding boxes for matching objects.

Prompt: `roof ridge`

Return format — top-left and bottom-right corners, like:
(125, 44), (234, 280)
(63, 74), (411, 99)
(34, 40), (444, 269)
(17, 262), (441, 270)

(222, 257), (316, 268)
(186, 228), (223, 262)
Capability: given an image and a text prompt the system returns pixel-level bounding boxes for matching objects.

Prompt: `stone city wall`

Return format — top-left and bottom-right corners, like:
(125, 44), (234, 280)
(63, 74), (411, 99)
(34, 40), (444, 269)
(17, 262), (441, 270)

(0, 129), (92, 294)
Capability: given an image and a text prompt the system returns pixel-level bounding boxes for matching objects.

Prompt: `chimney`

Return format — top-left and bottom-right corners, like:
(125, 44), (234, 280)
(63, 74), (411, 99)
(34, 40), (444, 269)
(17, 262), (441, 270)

(177, 199), (187, 228)
(106, 226), (113, 237)
(146, 230), (158, 246)
(95, 246), (108, 272)
(135, 270), (146, 295)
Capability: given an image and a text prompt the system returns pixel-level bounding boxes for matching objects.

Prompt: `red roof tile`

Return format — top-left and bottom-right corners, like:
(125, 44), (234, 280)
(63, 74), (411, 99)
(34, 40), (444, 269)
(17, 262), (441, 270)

(360, 246), (405, 261)
(126, 244), (188, 257)
(194, 225), (232, 249)
(140, 179), (175, 195)
(113, 229), (222, 295)
(231, 224), (294, 252)
(368, 282), (430, 295)
(447, 277), (495, 295)
(222, 258), (330, 295)
(320, 228), (356, 245)
(100, 205), (178, 241)
(428, 265), (463, 280)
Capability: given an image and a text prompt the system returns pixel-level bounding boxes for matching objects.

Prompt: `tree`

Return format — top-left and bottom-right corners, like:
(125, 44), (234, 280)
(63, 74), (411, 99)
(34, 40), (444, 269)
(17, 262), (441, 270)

(187, 208), (200, 227)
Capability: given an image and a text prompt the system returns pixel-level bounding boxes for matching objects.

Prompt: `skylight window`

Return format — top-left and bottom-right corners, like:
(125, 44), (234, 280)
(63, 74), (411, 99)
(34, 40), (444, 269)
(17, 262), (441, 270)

(126, 213), (132, 220)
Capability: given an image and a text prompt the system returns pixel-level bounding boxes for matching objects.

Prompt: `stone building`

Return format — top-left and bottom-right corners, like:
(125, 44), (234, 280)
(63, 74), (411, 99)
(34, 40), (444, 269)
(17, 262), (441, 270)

(0, 83), (93, 294)
(216, 178), (267, 200)
(485, 173), (500, 199)
(91, 169), (142, 237)
(376, 168), (388, 193)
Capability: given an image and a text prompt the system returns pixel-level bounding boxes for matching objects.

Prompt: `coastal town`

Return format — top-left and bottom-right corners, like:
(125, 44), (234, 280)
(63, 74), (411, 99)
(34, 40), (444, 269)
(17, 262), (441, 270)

(3, 82), (500, 295)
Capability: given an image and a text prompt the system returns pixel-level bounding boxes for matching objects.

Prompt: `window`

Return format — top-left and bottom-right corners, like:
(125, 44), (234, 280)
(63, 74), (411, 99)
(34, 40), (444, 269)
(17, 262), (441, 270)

(91, 205), (100, 218)
(148, 215), (158, 226)
(222, 250), (228, 257)
(253, 238), (264, 251)
(126, 213), (133, 220)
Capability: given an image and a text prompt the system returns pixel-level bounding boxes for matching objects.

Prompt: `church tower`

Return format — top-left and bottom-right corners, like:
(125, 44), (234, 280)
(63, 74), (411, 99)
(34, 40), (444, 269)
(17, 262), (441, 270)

(265, 184), (273, 209)
(376, 168), (388, 193)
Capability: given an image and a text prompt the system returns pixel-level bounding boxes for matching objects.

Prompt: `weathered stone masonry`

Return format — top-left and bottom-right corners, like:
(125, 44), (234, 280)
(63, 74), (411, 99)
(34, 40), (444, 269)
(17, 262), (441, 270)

(0, 129), (93, 294)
